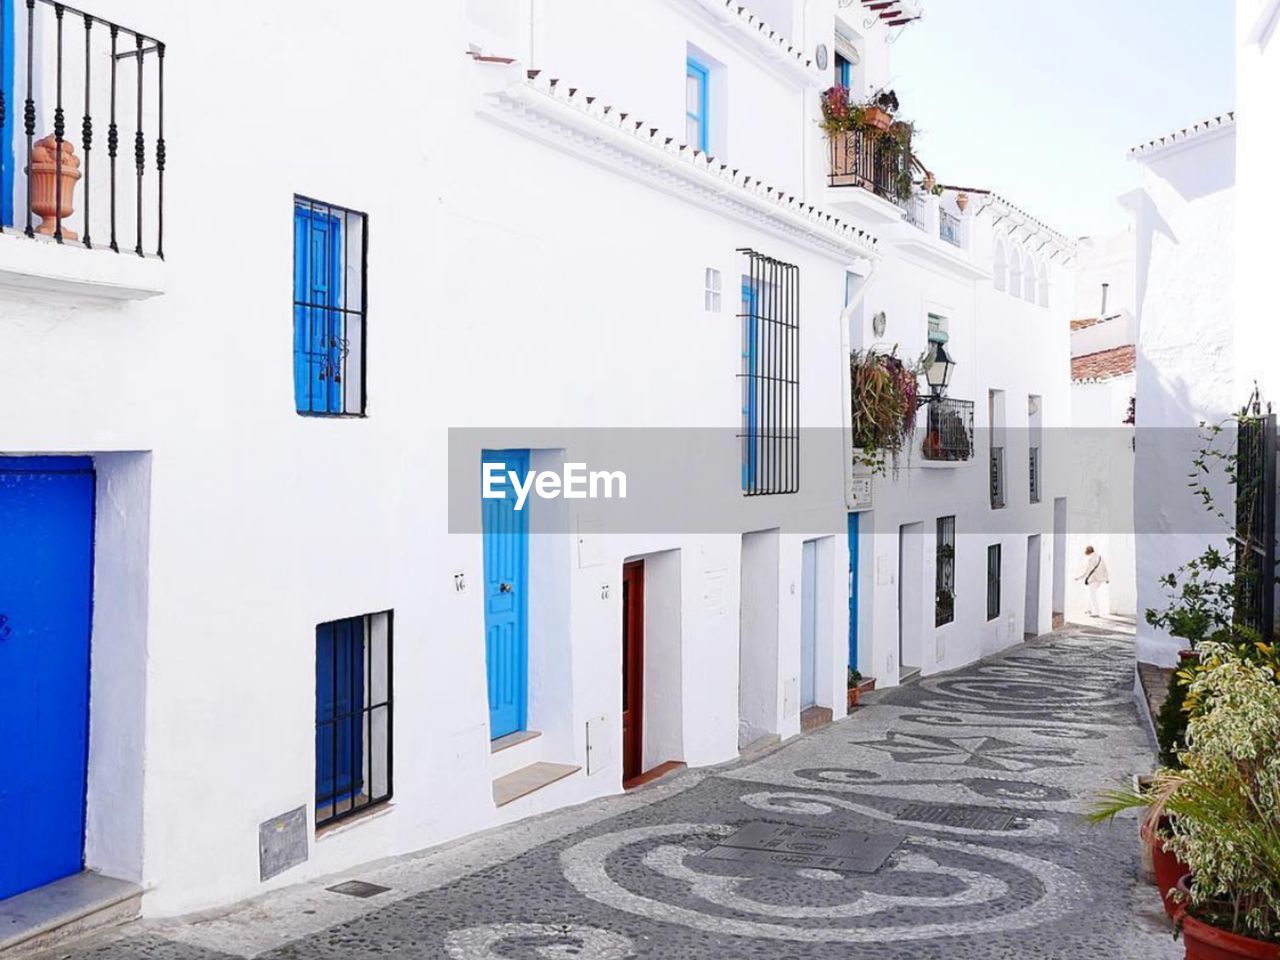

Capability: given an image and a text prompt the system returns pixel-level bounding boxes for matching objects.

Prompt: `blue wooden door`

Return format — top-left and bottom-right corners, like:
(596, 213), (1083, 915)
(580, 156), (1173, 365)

(481, 450), (529, 739)
(848, 512), (859, 673)
(315, 617), (364, 813)
(293, 205), (344, 414)
(0, 457), (95, 901)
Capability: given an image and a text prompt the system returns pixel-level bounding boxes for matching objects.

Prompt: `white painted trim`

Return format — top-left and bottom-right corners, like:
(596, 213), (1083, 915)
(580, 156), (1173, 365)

(1247, 0), (1280, 49)
(480, 71), (880, 263)
(661, 0), (825, 88)
(0, 232), (165, 301)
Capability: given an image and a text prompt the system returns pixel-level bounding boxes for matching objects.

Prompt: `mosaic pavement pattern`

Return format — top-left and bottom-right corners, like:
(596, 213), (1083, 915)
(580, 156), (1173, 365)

(42, 622), (1178, 959)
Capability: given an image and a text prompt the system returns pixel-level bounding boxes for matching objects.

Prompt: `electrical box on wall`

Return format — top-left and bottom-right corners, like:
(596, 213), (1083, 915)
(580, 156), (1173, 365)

(586, 715), (611, 775)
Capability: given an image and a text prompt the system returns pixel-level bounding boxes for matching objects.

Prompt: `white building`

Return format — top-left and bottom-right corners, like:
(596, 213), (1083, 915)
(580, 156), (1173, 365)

(1124, 112), (1236, 666)
(0, 0), (1071, 931)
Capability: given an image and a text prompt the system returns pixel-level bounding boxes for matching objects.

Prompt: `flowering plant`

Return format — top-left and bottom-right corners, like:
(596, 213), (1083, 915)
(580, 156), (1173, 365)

(851, 348), (920, 477)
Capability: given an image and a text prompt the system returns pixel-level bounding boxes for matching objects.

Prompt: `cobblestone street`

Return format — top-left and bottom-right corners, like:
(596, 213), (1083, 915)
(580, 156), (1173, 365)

(41, 622), (1177, 960)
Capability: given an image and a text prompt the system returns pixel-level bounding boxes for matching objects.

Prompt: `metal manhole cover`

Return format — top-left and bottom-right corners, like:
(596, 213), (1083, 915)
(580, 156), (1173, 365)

(326, 880), (391, 898)
(894, 802), (1017, 831)
(697, 822), (902, 874)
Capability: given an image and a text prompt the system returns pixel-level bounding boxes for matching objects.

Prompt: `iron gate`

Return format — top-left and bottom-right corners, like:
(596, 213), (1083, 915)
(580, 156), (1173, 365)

(1233, 410), (1277, 640)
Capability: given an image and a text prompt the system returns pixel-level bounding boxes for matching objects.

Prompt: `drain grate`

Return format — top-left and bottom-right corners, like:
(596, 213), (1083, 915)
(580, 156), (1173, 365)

(697, 822), (902, 874)
(894, 802), (1018, 831)
(326, 880), (391, 899)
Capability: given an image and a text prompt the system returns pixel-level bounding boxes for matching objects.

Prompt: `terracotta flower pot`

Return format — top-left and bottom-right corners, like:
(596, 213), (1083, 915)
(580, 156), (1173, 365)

(847, 686), (860, 710)
(863, 105), (892, 133)
(955, 191), (970, 213)
(1149, 817), (1191, 919)
(28, 134), (82, 239)
(1174, 876), (1280, 959)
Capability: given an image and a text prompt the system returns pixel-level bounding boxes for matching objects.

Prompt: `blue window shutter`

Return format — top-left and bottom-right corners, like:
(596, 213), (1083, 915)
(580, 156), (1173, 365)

(293, 204), (345, 415)
(293, 208), (310, 413)
(315, 617), (365, 810)
(686, 58), (709, 153)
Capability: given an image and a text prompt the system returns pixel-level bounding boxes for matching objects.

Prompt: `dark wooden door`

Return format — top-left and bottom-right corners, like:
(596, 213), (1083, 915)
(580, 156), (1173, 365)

(622, 560), (645, 783)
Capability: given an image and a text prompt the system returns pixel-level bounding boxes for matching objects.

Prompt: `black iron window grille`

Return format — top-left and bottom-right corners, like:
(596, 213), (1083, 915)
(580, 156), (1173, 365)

(1232, 408), (1277, 641)
(990, 445), (1006, 508)
(293, 196), (367, 417)
(986, 543), (1001, 621)
(939, 208), (961, 247)
(738, 248), (799, 496)
(315, 611), (393, 829)
(1029, 446), (1041, 503)
(922, 398), (974, 461)
(0, 0), (164, 256)
(936, 515), (955, 627)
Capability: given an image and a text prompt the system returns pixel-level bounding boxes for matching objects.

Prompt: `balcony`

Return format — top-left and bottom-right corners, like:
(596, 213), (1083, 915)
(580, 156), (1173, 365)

(828, 127), (906, 200)
(921, 398), (974, 463)
(0, 0), (165, 300)
(939, 208), (961, 247)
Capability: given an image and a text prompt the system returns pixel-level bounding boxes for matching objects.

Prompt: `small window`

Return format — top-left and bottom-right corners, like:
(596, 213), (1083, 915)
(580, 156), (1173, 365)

(686, 58), (709, 152)
(927, 312), (948, 344)
(834, 51), (852, 89)
(740, 248), (799, 495)
(986, 544), (1001, 621)
(936, 516), (955, 626)
(315, 611), (392, 829)
(294, 197), (367, 416)
(705, 267), (722, 312)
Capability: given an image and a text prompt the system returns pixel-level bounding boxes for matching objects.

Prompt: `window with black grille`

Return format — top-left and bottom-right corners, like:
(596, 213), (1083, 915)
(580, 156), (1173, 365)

(936, 516), (955, 626)
(738, 248), (799, 496)
(294, 196), (368, 416)
(987, 543), (1002, 621)
(315, 611), (392, 828)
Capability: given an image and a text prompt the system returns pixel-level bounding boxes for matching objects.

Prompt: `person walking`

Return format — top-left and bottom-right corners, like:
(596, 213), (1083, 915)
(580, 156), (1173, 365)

(1076, 545), (1109, 617)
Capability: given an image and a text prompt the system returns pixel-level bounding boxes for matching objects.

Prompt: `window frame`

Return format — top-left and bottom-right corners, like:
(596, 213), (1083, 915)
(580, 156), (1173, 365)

(705, 266), (722, 313)
(315, 610), (393, 830)
(936, 516), (956, 627)
(686, 57), (710, 153)
(986, 543), (1002, 621)
(293, 195), (369, 418)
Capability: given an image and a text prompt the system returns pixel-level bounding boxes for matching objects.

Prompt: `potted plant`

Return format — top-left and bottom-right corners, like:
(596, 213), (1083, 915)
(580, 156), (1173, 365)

(1091, 642), (1280, 957)
(955, 191), (970, 212)
(851, 347), (921, 477)
(862, 88), (898, 132)
(847, 667), (875, 710)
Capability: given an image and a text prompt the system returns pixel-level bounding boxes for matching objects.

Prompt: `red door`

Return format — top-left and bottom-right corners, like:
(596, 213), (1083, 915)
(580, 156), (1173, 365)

(622, 560), (645, 783)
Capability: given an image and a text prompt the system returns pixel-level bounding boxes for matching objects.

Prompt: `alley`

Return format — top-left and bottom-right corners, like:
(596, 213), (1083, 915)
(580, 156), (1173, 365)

(40, 623), (1176, 960)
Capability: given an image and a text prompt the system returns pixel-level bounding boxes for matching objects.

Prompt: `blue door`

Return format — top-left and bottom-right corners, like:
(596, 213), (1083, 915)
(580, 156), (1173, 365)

(848, 512), (859, 674)
(0, 457), (95, 901)
(481, 450), (529, 740)
(293, 204), (344, 414)
(315, 617), (364, 814)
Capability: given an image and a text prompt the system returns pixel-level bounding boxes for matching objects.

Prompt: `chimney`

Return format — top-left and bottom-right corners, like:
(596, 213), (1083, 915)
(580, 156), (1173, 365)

(1100, 282), (1110, 318)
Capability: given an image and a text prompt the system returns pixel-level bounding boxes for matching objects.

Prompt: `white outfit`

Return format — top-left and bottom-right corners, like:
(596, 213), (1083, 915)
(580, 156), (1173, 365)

(1080, 554), (1109, 616)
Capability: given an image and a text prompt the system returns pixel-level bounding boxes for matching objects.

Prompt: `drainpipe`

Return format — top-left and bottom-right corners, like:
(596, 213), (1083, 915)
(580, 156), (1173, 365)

(1100, 282), (1109, 318)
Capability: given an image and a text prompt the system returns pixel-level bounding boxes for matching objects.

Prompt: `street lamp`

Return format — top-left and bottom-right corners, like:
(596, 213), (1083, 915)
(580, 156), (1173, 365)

(920, 341), (955, 403)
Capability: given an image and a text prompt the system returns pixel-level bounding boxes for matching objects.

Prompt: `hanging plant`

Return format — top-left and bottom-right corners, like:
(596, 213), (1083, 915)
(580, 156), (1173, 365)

(851, 347), (921, 477)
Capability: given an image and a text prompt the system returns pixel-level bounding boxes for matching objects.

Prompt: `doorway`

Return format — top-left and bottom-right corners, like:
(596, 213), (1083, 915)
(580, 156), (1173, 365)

(800, 540), (818, 710)
(1025, 534), (1042, 638)
(0, 457), (95, 900)
(1052, 498), (1067, 629)
(622, 560), (645, 783)
(898, 522), (924, 681)
(481, 449), (530, 741)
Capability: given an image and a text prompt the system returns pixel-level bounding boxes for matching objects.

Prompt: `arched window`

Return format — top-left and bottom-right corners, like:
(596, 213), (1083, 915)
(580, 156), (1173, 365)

(1037, 260), (1050, 307)
(993, 238), (1007, 293)
(1022, 255), (1037, 302)
(1009, 247), (1023, 299)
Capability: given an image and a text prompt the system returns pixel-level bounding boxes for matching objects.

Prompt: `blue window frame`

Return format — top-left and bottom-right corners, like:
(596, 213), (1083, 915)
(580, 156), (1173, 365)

(834, 51), (851, 90)
(741, 278), (759, 491)
(293, 197), (367, 416)
(315, 611), (392, 828)
(0, 0), (13, 227)
(685, 57), (709, 153)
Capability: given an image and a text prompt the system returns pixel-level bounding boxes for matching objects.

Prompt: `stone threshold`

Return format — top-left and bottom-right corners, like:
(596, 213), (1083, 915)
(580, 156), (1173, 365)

(492, 761), (580, 807)
(0, 872), (141, 957)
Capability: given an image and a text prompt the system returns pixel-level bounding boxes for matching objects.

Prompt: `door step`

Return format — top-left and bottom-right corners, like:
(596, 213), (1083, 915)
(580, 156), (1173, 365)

(800, 705), (833, 732)
(623, 760), (686, 791)
(899, 665), (922, 683)
(0, 872), (141, 957)
(490, 730), (543, 780)
(738, 734), (781, 760)
(492, 761), (580, 808)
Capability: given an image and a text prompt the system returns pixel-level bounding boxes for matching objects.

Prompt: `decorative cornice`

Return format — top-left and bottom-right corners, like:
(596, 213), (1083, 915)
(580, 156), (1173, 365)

(962, 189), (1076, 264)
(479, 69), (880, 263)
(1129, 112), (1235, 160)
(679, 0), (824, 87)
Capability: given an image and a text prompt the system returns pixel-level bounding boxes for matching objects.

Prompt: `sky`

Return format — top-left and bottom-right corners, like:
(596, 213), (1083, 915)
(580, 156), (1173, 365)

(888, 0), (1236, 238)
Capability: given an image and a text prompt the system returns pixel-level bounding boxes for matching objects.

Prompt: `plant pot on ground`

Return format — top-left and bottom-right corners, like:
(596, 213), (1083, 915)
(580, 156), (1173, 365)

(1174, 876), (1280, 960)
(1146, 815), (1191, 919)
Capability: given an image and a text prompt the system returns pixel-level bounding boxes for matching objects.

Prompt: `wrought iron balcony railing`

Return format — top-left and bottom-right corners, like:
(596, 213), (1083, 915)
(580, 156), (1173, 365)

(0, 0), (164, 256)
(939, 208), (961, 247)
(922, 398), (974, 462)
(827, 127), (905, 200)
